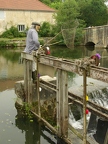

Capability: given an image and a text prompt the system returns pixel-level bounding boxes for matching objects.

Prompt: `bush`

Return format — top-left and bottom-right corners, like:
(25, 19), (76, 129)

(39, 21), (56, 37)
(0, 26), (26, 38)
(0, 41), (7, 47)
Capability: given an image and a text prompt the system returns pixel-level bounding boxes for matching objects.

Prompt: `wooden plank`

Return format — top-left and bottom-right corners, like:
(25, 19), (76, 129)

(28, 61), (32, 103)
(24, 59), (28, 102)
(56, 69), (61, 136)
(69, 124), (99, 144)
(22, 52), (108, 83)
(21, 52), (34, 61)
(56, 69), (68, 137)
(83, 69), (87, 144)
(39, 55), (108, 83)
(37, 57), (41, 118)
(27, 61), (29, 103)
(39, 80), (108, 119)
(62, 70), (68, 137)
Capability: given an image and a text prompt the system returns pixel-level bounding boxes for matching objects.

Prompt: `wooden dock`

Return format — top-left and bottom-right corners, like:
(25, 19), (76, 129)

(15, 51), (108, 144)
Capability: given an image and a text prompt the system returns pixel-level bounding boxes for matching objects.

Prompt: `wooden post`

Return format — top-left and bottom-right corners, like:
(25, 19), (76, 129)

(83, 69), (87, 144)
(24, 59), (32, 103)
(27, 60), (32, 103)
(56, 69), (68, 137)
(36, 56), (41, 118)
(24, 59), (28, 102)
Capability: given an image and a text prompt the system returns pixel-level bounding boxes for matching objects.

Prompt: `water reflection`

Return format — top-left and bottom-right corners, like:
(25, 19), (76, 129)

(15, 115), (41, 144)
(15, 110), (66, 144)
(85, 45), (95, 51)
(0, 49), (24, 80)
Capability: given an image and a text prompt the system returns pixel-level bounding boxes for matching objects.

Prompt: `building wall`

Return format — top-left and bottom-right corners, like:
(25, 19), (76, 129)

(0, 10), (55, 34)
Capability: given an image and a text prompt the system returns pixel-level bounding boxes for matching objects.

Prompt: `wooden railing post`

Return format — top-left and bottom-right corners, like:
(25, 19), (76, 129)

(24, 59), (32, 103)
(36, 55), (41, 118)
(56, 69), (68, 137)
(83, 68), (87, 144)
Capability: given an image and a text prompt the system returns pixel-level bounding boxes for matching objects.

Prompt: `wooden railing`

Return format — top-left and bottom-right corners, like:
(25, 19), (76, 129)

(21, 51), (108, 144)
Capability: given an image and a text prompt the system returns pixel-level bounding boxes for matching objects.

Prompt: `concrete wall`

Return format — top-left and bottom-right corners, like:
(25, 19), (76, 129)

(84, 25), (108, 48)
(0, 10), (55, 34)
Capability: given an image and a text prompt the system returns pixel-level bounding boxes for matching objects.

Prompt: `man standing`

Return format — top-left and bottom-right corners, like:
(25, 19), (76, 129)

(24, 22), (41, 83)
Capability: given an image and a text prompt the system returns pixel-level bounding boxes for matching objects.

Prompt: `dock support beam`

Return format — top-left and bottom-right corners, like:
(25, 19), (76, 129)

(24, 59), (32, 103)
(56, 69), (68, 137)
(83, 69), (87, 144)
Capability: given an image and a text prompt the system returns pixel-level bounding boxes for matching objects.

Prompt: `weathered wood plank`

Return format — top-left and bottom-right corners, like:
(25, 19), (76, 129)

(56, 69), (62, 136)
(28, 61), (32, 103)
(39, 80), (108, 119)
(83, 69), (87, 144)
(69, 124), (99, 144)
(21, 52), (108, 83)
(56, 69), (68, 137)
(62, 70), (68, 137)
(21, 52), (34, 61)
(24, 59), (28, 102)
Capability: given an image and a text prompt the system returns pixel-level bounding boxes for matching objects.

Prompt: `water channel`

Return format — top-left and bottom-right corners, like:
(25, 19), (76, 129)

(0, 46), (108, 144)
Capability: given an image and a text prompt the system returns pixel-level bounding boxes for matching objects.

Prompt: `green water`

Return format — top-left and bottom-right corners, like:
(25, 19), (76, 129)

(0, 46), (108, 144)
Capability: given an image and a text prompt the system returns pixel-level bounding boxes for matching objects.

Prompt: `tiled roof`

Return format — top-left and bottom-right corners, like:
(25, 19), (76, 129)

(0, 0), (55, 12)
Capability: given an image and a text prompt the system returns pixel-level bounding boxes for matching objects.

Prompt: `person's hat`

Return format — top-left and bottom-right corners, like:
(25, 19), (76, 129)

(31, 22), (40, 26)
(95, 53), (101, 59)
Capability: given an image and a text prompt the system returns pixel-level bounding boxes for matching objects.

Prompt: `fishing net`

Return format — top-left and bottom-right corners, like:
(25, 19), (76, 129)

(61, 19), (79, 49)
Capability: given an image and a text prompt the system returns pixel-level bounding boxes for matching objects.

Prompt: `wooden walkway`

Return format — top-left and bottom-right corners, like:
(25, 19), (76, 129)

(18, 51), (108, 144)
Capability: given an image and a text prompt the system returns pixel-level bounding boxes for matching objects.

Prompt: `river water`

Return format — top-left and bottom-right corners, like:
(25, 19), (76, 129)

(0, 46), (108, 144)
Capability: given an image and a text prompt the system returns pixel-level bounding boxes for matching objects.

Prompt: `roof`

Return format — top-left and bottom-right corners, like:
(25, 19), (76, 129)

(0, 0), (55, 12)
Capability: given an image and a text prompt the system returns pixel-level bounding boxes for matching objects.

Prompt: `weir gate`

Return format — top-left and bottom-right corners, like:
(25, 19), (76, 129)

(15, 52), (108, 144)
(84, 25), (108, 48)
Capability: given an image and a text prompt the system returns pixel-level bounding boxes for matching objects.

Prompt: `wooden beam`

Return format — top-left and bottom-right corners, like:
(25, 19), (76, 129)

(39, 80), (108, 120)
(21, 52), (108, 83)
(56, 69), (68, 137)
(83, 69), (87, 144)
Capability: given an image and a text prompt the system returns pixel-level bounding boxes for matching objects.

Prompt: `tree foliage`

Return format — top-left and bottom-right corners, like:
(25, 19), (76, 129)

(39, 0), (108, 46)
(79, 0), (108, 27)
(55, 0), (79, 29)
(40, 0), (108, 27)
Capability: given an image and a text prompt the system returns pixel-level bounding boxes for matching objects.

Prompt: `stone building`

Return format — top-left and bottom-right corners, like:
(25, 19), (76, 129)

(0, 0), (55, 34)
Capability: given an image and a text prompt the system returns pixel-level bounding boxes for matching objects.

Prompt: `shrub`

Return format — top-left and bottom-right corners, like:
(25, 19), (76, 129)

(39, 21), (56, 37)
(0, 41), (7, 47)
(0, 26), (26, 38)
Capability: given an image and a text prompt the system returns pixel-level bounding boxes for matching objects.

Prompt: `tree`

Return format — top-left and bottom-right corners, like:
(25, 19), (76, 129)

(39, 0), (51, 5)
(53, 0), (83, 48)
(79, 0), (108, 27)
(55, 0), (79, 29)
